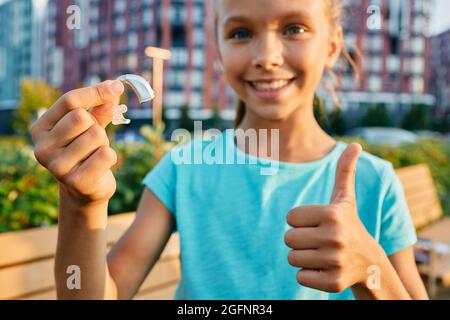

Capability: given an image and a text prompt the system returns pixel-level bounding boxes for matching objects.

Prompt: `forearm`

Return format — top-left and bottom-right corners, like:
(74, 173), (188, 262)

(351, 247), (411, 300)
(55, 189), (117, 299)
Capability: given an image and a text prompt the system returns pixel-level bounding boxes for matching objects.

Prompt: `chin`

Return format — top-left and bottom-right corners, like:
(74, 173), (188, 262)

(247, 103), (296, 122)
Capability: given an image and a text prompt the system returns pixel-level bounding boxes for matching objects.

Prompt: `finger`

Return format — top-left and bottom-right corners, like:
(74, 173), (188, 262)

(48, 108), (97, 148)
(69, 146), (117, 190)
(37, 80), (124, 132)
(331, 143), (362, 204)
(90, 97), (120, 129)
(288, 250), (325, 269)
(297, 269), (341, 293)
(286, 205), (328, 228)
(284, 228), (324, 249)
(48, 125), (109, 180)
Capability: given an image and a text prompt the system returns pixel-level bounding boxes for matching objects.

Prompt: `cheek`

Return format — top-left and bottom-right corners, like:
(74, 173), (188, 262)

(220, 48), (249, 86)
(287, 41), (327, 85)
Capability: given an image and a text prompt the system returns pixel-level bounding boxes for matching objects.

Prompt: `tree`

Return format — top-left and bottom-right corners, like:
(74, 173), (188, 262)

(402, 103), (431, 131)
(178, 104), (194, 132)
(206, 104), (224, 131)
(361, 103), (393, 127)
(432, 114), (450, 133)
(12, 79), (60, 136)
(329, 108), (347, 136)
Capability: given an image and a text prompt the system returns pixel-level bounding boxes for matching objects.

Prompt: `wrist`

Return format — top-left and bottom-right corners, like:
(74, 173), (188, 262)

(59, 186), (109, 229)
(357, 240), (388, 287)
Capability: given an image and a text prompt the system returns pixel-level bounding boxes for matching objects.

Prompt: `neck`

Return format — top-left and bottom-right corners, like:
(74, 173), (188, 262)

(236, 102), (337, 163)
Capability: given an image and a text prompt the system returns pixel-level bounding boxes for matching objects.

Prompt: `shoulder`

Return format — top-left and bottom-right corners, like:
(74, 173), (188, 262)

(338, 142), (397, 191)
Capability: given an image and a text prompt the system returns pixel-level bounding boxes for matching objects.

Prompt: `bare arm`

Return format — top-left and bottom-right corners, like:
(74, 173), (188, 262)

(31, 81), (174, 299)
(54, 191), (115, 299)
(107, 189), (175, 300)
(388, 246), (429, 299)
(351, 245), (428, 300)
(55, 188), (174, 300)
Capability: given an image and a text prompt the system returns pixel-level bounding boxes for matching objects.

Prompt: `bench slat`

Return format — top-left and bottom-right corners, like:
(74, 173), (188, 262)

(419, 218), (450, 244)
(0, 232), (180, 300)
(395, 165), (443, 229)
(396, 164), (432, 181)
(4, 258), (180, 299)
(0, 213), (136, 268)
(23, 280), (179, 300)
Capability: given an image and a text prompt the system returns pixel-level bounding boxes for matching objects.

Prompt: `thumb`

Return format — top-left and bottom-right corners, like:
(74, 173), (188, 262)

(331, 143), (362, 204)
(90, 80), (124, 129)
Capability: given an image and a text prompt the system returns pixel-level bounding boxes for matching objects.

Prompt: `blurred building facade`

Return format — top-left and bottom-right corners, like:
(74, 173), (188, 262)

(0, 0), (47, 110)
(44, 0), (230, 121)
(430, 29), (450, 114)
(337, 0), (435, 123)
(0, 0), (440, 125)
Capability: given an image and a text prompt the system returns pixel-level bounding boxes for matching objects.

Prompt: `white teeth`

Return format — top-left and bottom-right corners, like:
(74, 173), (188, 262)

(251, 80), (290, 91)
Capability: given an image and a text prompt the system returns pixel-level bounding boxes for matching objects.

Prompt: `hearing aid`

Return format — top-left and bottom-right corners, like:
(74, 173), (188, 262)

(113, 74), (155, 125)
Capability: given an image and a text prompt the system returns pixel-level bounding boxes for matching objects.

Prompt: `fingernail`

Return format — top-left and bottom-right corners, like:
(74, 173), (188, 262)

(110, 80), (124, 94)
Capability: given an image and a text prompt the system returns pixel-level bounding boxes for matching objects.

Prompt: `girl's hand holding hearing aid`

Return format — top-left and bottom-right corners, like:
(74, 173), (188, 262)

(31, 80), (124, 208)
(284, 144), (386, 293)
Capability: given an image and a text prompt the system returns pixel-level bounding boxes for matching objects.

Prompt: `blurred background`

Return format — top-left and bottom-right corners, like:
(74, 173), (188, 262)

(0, 0), (450, 300)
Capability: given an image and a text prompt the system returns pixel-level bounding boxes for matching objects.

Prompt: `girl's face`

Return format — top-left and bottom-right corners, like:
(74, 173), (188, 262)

(216, 0), (342, 121)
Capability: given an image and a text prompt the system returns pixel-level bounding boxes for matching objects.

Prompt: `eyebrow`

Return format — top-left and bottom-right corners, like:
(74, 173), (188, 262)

(222, 11), (314, 27)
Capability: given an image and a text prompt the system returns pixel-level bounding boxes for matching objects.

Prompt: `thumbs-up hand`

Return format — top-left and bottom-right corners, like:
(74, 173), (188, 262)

(284, 143), (383, 293)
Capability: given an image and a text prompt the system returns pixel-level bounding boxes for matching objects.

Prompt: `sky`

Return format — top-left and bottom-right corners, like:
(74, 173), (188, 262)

(0, 0), (449, 35)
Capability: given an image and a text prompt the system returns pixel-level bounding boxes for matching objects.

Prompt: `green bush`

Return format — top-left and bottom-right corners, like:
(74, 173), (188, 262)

(0, 141), (59, 232)
(361, 103), (394, 127)
(109, 124), (176, 215)
(402, 103), (431, 131)
(12, 79), (60, 137)
(340, 137), (450, 214)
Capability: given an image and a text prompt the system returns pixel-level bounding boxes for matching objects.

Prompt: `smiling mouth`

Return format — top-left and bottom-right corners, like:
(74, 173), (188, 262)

(245, 78), (297, 99)
(246, 78), (296, 91)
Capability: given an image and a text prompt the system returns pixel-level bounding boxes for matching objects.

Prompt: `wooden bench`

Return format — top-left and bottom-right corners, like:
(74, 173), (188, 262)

(0, 213), (180, 300)
(396, 164), (450, 292)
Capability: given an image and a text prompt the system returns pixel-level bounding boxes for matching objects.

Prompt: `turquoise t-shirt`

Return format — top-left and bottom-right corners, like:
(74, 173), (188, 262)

(142, 129), (417, 300)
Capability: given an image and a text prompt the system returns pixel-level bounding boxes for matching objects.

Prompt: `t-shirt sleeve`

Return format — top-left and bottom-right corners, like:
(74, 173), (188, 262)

(141, 151), (176, 221)
(378, 164), (418, 256)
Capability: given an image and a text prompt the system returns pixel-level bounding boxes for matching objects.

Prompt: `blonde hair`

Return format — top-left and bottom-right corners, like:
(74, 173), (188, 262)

(212, 0), (360, 127)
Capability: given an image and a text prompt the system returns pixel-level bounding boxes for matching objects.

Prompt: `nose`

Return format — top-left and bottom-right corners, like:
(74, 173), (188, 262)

(251, 32), (283, 70)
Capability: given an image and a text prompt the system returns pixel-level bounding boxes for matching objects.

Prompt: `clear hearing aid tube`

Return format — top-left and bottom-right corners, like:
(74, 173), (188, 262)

(113, 74), (155, 125)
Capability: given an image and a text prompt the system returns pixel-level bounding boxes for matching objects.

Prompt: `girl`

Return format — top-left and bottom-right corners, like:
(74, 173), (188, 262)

(31, 0), (428, 299)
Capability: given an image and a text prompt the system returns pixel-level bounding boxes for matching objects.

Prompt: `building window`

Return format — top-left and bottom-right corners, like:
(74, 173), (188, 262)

(411, 77), (424, 93)
(368, 76), (382, 92)
(115, 0), (126, 13)
(128, 32), (138, 50)
(172, 25), (186, 47)
(115, 17), (126, 34)
(127, 53), (138, 70)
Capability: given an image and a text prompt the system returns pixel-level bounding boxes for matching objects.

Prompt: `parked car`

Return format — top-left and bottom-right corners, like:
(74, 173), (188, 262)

(347, 127), (418, 146)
